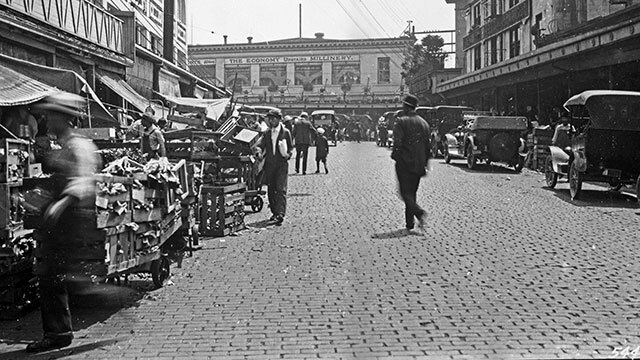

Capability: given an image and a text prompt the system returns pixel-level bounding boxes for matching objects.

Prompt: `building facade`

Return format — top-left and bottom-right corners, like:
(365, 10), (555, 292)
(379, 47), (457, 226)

(189, 34), (413, 117)
(437, 0), (640, 122)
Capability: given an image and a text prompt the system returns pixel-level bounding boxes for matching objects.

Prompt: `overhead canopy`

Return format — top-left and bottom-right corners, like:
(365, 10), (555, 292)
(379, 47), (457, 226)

(0, 65), (58, 106)
(158, 94), (231, 121)
(564, 90), (640, 131)
(96, 72), (168, 120)
(0, 53), (117, 127)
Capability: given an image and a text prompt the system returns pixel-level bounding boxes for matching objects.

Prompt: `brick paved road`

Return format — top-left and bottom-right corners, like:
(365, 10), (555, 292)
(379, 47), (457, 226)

(2, 141), (640, 359)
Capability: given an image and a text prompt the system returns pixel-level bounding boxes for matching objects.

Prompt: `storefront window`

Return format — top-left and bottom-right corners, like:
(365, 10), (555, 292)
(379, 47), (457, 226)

(224, 65), (251, 91)
(377, 57), (390, 84)
(259, 64), (287, 87)
(509, 27), (520, 58)
(332, 62), (360, 85)
(294, 63), (322, 86)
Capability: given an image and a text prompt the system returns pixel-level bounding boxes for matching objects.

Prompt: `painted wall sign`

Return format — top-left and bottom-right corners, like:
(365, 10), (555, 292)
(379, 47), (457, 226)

(224, 55), (359, 65)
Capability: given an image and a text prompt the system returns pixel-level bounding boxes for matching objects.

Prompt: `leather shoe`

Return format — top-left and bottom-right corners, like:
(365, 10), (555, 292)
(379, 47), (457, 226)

(417, 213), (427, 230)
(26, 336), (72, 353)
(275, 214), (284, 225)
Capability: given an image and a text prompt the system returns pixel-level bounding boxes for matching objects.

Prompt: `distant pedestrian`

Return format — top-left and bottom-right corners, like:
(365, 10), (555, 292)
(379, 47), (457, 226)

(391, 94), (431, 231)
(256, 109), (293, 225)
(292, 111), (316, 175)
(352, 121), (362, 143)
(315, 127), (329, 174)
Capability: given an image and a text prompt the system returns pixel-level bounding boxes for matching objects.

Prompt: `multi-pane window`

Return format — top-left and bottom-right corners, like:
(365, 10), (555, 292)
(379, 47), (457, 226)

(473, 45), (482, 70)
(509, 27), (520, 58)
(472, 3), (481, 27)
(332, 62), (361, 85)
(259, 64), (287, 87)
(294, 64), (323, 85)
(377, 57), (390, 84)
(224, 65), (251, 91)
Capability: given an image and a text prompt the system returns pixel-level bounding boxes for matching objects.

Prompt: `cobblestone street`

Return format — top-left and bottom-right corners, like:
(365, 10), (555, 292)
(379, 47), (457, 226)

(2, 141), (640, 359)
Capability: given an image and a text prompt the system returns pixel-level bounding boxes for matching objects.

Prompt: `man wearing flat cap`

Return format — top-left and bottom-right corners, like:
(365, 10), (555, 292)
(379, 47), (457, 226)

(391, 94), (431, 231)
(256, 109), (293, 225)
(26, 93), (101, 353)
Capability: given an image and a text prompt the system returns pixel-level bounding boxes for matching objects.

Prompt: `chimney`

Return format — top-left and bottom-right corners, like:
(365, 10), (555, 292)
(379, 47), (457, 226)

(223, 35), (228, 45)
(247, 36), (253, 44)
(314, 32), (324, 39)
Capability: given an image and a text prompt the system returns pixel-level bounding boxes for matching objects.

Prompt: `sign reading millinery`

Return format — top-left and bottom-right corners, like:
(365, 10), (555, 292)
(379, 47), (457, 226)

(224, 55), (360, 65)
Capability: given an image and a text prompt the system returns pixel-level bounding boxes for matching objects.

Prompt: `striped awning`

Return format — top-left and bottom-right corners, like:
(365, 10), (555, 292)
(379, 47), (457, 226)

(0, 65), (58, 106)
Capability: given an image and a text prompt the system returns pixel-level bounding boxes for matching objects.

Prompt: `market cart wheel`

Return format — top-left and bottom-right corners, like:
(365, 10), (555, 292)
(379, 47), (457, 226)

(569, 162), (583, 200)
(251, 196), (264, 212)
(151, 256), (171, 288)
(544, 156), (558, 188)
(514, 156), (525, 173)
(466, 144), (476, 170)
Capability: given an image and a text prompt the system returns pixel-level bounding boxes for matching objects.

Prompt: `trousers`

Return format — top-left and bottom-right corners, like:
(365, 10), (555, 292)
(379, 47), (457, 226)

(39, 274), (73, 339)
(264, 162), (288, 216)
(395, 164), (425, 228)
(295, 144), (310, 173)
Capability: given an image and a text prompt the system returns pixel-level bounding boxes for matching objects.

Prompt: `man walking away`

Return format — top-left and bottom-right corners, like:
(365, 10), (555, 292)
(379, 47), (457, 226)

(257, 109), (293, 225)
(391, 94), (431, 231)
(292, 111), (316, 174)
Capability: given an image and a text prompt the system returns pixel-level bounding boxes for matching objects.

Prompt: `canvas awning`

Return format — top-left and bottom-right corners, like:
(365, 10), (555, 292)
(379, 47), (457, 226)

(157, 94), (231, 121)
(96, 72), (168, 120)
(0, 65), (59, 106)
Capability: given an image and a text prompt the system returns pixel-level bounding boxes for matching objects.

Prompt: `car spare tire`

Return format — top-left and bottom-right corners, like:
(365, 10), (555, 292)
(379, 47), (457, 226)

(489, 133), (518, 162)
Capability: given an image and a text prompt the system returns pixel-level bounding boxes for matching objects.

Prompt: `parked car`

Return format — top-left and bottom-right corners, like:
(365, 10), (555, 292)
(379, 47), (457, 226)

(545, 90), (640, 200)
(428, 105), (473, 158)
(444, 115), (528, 172)
(311, 109), (339, 145)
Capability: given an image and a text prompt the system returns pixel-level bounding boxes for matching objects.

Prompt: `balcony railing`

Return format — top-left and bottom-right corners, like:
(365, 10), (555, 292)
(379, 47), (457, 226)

(0, 0), (123, 53)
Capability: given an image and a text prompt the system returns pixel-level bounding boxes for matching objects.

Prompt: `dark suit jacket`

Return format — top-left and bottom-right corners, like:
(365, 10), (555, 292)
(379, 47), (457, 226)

(261, 124), (293, 168)
(392, 110), (431, 176)
(292, 119), (316, 145)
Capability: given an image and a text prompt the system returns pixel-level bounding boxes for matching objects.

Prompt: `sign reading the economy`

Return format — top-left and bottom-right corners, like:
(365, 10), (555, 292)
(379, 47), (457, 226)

(224, 55), (359, 65)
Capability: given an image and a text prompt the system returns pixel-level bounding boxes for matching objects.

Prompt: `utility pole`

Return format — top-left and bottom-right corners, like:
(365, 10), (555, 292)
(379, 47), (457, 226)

(299, 4), (302, 38)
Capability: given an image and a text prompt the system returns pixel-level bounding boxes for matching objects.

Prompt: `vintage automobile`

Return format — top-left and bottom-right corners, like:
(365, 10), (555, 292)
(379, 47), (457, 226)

(427, 105), (473, 158)
(444, 115), (528, 172)
(311, 109), (339, 146)
(545, 90), (640, 200)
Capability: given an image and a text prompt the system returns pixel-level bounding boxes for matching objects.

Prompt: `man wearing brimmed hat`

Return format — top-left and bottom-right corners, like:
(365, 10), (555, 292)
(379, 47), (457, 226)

(26, 93), (101, 353)
(391, 94), (431, 231)
(256, 109), (293, 225)
(292, 111), (316, 175)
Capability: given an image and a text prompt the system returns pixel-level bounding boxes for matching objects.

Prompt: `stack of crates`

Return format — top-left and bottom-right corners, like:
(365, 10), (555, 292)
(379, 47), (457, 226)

(531, 127), (554, 171)
(199, 183), (246, 237)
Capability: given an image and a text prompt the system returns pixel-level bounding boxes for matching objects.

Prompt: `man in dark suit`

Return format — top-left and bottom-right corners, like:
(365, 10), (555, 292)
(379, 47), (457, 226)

(292, 111), (316, 174)
(391, 94), (431, 231)
(257, 109), (293, 225)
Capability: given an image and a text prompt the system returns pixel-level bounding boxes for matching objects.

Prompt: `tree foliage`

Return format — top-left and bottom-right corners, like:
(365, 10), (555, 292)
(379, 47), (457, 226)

(401, 35), (447, 84)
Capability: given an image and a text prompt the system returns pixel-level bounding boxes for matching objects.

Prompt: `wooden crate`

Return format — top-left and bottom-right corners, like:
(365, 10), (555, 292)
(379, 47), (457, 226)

(0, 138), (30, 183)
(0, 183), (23, 232)
(199, 183), (246, 237)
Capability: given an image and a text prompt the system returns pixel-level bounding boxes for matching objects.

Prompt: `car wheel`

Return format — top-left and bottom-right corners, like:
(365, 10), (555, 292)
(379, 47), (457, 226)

(544, 156), (558, 188)
(466, 144), (476, 170)
(569, 161), (583, 200)
(608, 179), (622, 192)
(444, 148), (451, 164)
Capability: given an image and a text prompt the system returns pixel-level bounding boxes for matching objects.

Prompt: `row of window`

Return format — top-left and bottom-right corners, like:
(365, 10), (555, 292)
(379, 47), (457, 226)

(469, 0), (520, 29)
(217, 58), (391, 89)
(468, 26), (520, 71)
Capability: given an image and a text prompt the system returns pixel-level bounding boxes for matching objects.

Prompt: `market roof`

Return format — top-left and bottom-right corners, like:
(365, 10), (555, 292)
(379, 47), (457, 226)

(0, 65), (59, 106)
(97, 72), (169, 120)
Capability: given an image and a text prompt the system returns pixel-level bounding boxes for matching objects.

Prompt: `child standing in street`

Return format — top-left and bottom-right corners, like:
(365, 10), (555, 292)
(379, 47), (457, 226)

(315, 127), (329, 174)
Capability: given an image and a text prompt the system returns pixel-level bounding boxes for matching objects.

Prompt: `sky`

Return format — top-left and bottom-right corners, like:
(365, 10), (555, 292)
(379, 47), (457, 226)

(186, 0), (456, 47)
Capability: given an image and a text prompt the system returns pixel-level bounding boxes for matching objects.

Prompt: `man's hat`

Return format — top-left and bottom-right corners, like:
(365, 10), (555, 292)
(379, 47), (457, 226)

(317, 127), (325, 135)
(300, 111), (309, 118)
(284, 115), (293, 121)
(266, 109), (282, 119)
(402, 94), (419, 109)
(30, 92), (86, 119)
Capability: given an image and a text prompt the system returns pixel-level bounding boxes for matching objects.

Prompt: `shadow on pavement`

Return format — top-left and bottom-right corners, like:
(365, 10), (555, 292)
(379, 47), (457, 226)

(0, 338), (125, 360)
(544, 186), (639, 208)
(0, 283), (144, 351)
(446, 161), (519, 174)
(371, 229), (419, 239)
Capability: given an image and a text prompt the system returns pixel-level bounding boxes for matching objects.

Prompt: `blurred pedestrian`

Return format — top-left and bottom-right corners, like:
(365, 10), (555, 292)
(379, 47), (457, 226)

(315, 127), (329, 174)
(292, 111), (316, 175)
(26, 93), (101, 353)
(256, 109), (292, 225)
(391, 94), (431, 231)
(352, 121), (362, 143)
